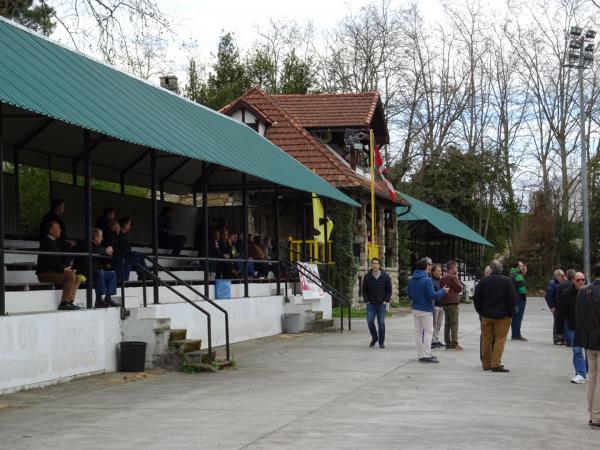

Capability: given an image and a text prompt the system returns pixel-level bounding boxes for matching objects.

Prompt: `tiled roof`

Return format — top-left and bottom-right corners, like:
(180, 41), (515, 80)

(269, 92), (380, 128)
(220, 89), (405, 206)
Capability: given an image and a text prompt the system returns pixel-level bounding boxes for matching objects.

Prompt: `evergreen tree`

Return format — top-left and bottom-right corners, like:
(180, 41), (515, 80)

(0, 0), (55, 35)
(184, 59), (205, 104)
(246, 47), (277, 93)
(201, 32), (249, 110)
(279, 50), (315, 95)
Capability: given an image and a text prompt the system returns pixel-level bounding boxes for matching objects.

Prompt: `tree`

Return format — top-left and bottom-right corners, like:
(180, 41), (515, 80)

(278, 50), (315, 94)
(200, 32), (250, 110)
(184, 59), (205, 104)
(0, 0), (55, 35)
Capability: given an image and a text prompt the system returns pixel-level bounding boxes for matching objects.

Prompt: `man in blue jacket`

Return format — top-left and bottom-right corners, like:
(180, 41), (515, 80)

(408, 258), (449, 363)
(362, 258), (393, 348)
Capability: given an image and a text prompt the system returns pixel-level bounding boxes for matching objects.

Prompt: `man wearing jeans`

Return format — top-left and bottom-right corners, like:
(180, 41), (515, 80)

(408, 258), (449, 363)
(557, 272), (588, 384)
(440, 260), (464, 350)
(362, 258), (392, 349)
(575, 264), (600, 430)
(511, 261), (528, 341)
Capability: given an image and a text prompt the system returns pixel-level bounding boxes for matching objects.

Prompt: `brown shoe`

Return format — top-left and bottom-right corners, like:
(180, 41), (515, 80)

(447, 345), (463, 351)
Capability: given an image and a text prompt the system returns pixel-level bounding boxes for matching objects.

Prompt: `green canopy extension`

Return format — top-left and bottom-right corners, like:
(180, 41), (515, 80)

(0, 17), (358, 207)
(396, 193), (492, 246)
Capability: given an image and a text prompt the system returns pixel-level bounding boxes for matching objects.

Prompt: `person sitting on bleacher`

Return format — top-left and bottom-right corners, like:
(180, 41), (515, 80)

(75, 228), (119, 308)
(157, 206), (186, 256)
(95, 207), (116, 237)
(36, 220), (82, 310)
(114, 217), (147, 281)
(208, 230), (223, 279)
(249, 235), (269, 278)
(39, 198), (75, 249)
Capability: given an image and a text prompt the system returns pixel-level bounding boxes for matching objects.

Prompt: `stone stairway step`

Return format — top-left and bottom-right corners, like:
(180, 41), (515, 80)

(169, 339), (201, 354)
(183, 349), (217, 365)
(182, 359), (234, 373)
(313, 310), (324, 320)
(169, 329), (187, 342)
(311, 319), (335, 332)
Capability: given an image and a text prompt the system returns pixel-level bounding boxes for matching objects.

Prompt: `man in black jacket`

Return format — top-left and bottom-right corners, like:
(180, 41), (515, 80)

(557, 272), (587, 384)
(36, 221), (81, 310)
(158, 206), (187, 255)
(362, 258), (392, 349)
(575, 263), (600, 429)
(39, 198), (75, 249)
(474, 260), (515, 372)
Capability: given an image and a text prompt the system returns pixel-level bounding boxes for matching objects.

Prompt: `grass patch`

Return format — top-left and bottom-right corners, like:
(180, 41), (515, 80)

(332, 307), (391, 318)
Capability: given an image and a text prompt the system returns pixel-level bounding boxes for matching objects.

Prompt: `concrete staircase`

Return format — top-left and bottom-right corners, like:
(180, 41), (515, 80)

(166, 328), (233, 373)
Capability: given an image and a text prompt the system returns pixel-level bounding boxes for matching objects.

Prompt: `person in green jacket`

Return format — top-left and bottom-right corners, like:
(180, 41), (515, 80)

(511, 261), (528, 341)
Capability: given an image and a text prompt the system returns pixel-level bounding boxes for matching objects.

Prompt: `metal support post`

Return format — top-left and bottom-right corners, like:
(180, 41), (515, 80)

(579, 64), (591, 281)
(202, 163), (209, 297)
(150, 150), (159, 304)
(0, 103), (5, 315)
(84, 130), (93, 309)
(274, 186), (281, 295)
(242, 173), (249, 297)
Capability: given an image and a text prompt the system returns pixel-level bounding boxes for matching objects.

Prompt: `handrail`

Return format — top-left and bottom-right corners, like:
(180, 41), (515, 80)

(122, 254), (215, 363)
(139, 254), (230, 361)
(283, 245), (329, 266)
(282, 260), (352, 332)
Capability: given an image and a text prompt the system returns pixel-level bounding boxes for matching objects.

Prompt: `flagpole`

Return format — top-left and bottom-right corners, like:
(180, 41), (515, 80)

(369, 129), (375, 258)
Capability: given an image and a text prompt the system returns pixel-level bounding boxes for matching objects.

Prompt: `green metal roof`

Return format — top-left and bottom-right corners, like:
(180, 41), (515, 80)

(0, 17), (358, 207)
(397, 193), (493, 246)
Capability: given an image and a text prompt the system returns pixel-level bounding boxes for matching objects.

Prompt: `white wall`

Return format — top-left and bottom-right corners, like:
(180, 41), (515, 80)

(0, 294), (293, 394)
(0, 309), (121, 394)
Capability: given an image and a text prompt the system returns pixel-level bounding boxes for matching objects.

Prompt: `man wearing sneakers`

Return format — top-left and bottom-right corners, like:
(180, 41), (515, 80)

(575, 264), (600, 430)
(558, 272), (588, 384)
(408, 258), (449, 363)
(440, 260), (464, 350)
(362, 258), (392, 349)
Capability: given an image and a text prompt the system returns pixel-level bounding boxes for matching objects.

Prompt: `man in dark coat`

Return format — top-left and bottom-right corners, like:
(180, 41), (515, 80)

(546, 269), (566, 344)
(36, 220), (81, 310)
(157, 206), (187, 255)
(39, 198), (75, 249)
(575, 263), (600, 429)
(474, 260), (515, 372)
(362, 258), (392, 349)
(558, 272), (587, 384)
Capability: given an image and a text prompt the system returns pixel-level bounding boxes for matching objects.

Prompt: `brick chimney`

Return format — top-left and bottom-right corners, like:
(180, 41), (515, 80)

(160, 75), (179, 94)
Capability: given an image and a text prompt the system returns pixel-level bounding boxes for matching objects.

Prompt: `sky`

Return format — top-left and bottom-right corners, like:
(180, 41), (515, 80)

(153, 0), (448, 79)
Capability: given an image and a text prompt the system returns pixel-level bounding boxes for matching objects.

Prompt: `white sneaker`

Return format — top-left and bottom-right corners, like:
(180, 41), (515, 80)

(571, 375), (586, 384)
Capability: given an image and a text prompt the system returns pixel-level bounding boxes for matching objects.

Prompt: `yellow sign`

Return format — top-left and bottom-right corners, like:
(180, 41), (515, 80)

(368, 243), (379, 260)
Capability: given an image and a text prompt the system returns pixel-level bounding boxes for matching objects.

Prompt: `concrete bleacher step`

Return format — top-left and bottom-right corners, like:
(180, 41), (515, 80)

(168, 339), (202, 354)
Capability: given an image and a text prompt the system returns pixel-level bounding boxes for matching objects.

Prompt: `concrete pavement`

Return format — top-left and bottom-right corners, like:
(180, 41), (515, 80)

(0, 298), (597, 449)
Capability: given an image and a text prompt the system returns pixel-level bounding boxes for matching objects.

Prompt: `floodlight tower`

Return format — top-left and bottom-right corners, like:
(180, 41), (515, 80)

(565, 26), (596, 281)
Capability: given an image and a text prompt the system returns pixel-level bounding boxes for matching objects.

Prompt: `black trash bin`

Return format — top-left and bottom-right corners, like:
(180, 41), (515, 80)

(119, 341), (147, 372)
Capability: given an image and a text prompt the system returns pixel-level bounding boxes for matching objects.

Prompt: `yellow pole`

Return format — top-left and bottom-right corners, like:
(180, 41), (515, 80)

(369, 129), (375, 257)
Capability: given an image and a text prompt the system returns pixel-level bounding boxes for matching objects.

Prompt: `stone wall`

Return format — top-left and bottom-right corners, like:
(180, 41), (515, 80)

(351, 266), (400, 307)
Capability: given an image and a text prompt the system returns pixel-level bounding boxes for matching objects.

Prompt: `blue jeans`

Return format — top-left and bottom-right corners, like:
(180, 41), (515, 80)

(566, 327), (588, 377)
(113, 252), (147, 282)
(93, 269), (116, 296)
(367, 303), (386, 345)
(511, 298), (526, 338)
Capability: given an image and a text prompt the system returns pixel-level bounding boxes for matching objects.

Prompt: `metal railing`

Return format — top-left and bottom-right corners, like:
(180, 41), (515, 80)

(121, 254), (216, 363)
(281, 258), (352, 332)
(134, 254), (231, 361)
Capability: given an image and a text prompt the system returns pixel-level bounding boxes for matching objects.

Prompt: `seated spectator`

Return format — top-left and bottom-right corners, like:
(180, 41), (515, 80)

(263, 237), (273, 260)
(36, 221), (81, 310)
(219, 230), (234, 278)
(39, 198), (75, 249)
(75, 228), (118, 308)
(158, 206), (187, 255)
(208, 230), (223, 279)
(234, 232), (254, 278)
(95, 207), (116, 237)
(102, 219), (120, 249)
(249, 236), (268, 278)
(113, 217), (147, 281)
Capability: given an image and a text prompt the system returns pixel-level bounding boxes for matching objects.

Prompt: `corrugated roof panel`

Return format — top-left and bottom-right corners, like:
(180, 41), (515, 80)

(0, 17), (359, 207)
(397, 193), (493, 246)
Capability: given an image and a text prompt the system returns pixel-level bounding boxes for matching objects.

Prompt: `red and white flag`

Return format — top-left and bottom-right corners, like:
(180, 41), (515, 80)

(374, 145), (396, 201)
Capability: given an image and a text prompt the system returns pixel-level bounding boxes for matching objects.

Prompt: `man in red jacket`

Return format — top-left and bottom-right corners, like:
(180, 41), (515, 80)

(440, 260), (464, 350)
